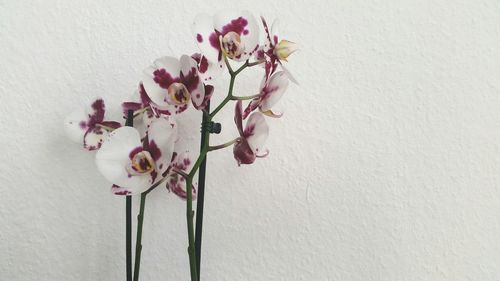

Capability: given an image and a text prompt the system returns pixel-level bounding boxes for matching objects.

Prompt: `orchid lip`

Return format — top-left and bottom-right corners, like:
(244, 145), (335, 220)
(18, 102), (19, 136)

(167, 82), (190, 105)
(128, 151), (155, 175)
(220, 32), (245, 59)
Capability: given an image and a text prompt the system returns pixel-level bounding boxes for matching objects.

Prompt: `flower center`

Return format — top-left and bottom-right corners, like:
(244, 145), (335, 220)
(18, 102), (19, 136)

(129, 151), (155, 174)
(221, 32), (245, 59)
(167, 83), (190, 105)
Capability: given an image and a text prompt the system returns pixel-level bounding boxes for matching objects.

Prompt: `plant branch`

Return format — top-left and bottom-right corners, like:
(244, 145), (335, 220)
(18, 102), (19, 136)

(208, 138), (239, 151)
(172, 168), (189, 179)
(247, 59), (266, 67)
(133, 194), (147, 281)
(185, 56), (250, 281)
(231, 93), (260, 101)
(95, 123), (118, 132)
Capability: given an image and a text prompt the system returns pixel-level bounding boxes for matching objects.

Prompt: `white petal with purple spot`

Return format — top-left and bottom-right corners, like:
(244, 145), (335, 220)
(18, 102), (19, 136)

(244, 112), (269, 154)
(95, 127), (152, 194)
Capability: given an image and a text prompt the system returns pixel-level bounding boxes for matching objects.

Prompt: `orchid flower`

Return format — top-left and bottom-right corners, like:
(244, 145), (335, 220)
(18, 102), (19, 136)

(141, 55), (213, 113)
(165, 151), (196, 200)
(64, 98), (121, 151)
(256, 17), (298, 83)
(95, 116), (177, 195)
(233, 100), (269, 165)
(121, 83), (176, 134)
(243, 71), (289, 119)
(192, 10), (260, 81)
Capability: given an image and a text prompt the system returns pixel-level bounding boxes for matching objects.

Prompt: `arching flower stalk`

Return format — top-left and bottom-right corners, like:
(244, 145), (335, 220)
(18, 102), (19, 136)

(64, 10), (298, 281)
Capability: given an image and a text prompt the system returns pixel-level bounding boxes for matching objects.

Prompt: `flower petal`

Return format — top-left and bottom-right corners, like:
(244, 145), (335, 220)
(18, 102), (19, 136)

(233, 138), (256, 166)
(166, 173), (197, 200)
(270, 19), (280, 46)
(242, 98), (260, 120)
(194, 84), (214, 110)
(147, 117), (177, 178)
(64, 98), (106, 144)
(213, 10), (260, 61)
(83, 127), (107, 151)
(87, 98), (106, 126)
(244, 112), (269, 154)
(260, 71), (289, 112)
(191, 53), (223, 84)
(279, 62), (298, 85)
(180, 55), (205, 109)
(166, 151), (196, 199)
(111, 184), (131, 196)
(234, 100), (244, 136)
(64, 108), (88, 143)
(192, 13), (221, 63)
(95, 127), (152, 194)
(142, 56), (181, 108)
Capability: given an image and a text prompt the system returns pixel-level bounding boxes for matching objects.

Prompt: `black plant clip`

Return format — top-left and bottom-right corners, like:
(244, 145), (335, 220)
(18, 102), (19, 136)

(202, 121), (222, 134)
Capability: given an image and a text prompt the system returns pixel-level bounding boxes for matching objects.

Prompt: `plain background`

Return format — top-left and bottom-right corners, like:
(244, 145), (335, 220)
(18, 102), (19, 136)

(1, 0), (500, 280)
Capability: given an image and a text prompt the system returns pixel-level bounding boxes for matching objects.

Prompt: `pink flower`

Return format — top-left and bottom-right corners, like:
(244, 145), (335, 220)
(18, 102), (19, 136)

(233, 100), (269, 165)
(141, 55), (213, 112)
(243, 71), (289, 119)
(192, 10), (260, 81)
(96, 117), (177, 195)
(256, 17), (298, 83)
(64, 98), (121, 151)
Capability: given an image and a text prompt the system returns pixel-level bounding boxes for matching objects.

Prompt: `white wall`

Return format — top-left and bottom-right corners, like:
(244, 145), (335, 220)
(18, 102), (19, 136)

(1, 0), (500, 280)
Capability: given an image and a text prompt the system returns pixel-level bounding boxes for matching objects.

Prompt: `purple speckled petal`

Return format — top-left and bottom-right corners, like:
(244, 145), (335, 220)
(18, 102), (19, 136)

(87, 99), (105, 126)
(192, 13), (221, 63)
(166, 173), (197, 200)
(166, 151), (196, 200)
(213, 10), (260, 61)
(233, 138), (256, 166)
(242, 98), (260, 120)
(244, 112), (269, 155)
(83, 127), (107, 151)
(142, 57), (181, 108)
(191, 53), (223, 85)
(194, 84), (214, 110)
(234, 100), (244, 136)
(64, 98), (108, 146)
(260, 71), (289, 112)
(180, 55), (205, 109)
(111, 184), (132, 196)
(146, 117), (177, 179)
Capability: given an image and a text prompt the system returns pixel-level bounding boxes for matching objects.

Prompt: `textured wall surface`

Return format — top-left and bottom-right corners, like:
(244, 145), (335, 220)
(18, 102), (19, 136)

(1, 0), (500, 280)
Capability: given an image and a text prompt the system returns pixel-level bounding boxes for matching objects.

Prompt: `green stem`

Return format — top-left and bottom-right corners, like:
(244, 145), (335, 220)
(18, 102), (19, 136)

(185, 56), (249, 281)
(185, 177), (198, 281)
(133, 194), (147, 281)
(231, 93), (260, 101)
(208, 138), (239, 151)
(247, 59), (266, 67)
(95, 123), (117, 132)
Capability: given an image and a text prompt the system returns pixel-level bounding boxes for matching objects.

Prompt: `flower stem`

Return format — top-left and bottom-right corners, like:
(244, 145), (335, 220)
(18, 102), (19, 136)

(185, 177), (198, 281)
(208, 138), (239, 151)
(195, 101), (210, 281)
(133, 193), (147, 281)
(95, 123), (117, 132)
(231, 93), (260, 101)
(247, 59), (266, 67)
(185, 56), (249, 281)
